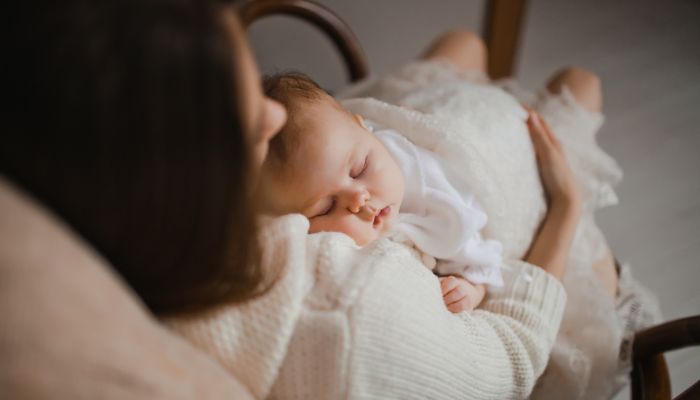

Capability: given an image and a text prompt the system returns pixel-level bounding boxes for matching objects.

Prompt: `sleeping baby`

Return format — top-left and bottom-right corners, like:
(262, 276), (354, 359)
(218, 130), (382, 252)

(257, 73), (504, 313)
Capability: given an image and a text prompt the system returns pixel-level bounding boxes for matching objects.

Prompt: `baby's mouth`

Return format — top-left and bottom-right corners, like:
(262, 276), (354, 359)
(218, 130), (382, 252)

(373, 206), (391, 227)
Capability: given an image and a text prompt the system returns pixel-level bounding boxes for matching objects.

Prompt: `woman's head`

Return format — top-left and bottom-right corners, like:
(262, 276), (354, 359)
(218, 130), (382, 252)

(4, 0), (285, 314)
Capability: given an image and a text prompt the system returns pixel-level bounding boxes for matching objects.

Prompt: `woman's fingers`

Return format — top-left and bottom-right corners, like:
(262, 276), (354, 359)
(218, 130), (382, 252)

(527, 112), (550, 152)
(528, 111), (561, 154)
(539, 114), (563, 150)
(526, 109), (581, 207)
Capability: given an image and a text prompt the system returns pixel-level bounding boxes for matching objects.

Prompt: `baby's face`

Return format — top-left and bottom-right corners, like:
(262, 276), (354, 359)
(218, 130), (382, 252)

(259, 98), (404, 246)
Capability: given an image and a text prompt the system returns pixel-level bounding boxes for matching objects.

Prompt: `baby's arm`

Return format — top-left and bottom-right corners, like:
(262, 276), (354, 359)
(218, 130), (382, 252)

(439, 275), (486, 313)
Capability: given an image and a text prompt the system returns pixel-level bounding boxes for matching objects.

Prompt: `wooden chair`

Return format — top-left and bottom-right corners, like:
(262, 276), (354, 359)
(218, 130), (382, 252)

(237, 0), (526, 82)
(238, 0), (368, 82)
(631, 316), (700, 400)
(237, 1), (700, 398)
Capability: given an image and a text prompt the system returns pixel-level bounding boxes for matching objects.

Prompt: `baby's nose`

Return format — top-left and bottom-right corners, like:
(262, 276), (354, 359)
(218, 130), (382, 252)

(347, 190), (370, 213)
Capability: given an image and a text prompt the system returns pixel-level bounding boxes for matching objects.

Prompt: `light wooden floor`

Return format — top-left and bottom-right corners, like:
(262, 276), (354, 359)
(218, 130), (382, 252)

(248, 0), (700, 397)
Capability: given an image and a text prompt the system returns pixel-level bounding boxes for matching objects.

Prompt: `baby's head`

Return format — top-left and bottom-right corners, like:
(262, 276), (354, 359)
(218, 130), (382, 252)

(258, 73), (404, 246)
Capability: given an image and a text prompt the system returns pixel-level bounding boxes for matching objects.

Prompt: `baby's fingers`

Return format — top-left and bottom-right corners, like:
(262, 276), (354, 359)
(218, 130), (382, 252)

(447, 298), (473, 313)
(439, 276), (460, 294)
(443, 284), (467, 305)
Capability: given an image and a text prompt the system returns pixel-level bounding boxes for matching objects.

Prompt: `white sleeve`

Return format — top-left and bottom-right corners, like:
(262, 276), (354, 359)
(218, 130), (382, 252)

(389, 133), (504, 286)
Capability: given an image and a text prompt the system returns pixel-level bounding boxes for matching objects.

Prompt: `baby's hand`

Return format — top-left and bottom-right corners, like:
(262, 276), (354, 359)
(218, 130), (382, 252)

(439, 276), (486, 313)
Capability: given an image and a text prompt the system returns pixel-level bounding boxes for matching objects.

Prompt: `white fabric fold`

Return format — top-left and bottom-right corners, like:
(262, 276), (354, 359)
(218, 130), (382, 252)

(371, 126), (503, 286)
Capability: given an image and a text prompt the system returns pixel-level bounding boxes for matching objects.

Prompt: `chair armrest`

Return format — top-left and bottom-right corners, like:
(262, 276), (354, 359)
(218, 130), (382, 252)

(237, 0), (369, 82)
(631, 315), (700, 400)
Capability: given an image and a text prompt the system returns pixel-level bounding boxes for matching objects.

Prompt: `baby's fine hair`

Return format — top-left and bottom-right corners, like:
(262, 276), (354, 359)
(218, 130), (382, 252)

(263, 72), (329, 167)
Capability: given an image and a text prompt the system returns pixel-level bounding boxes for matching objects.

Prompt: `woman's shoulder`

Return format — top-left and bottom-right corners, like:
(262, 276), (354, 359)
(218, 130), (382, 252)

(258, 213), (309, 239)
(256, 214), (432, 309)
(306, 231), (433, 310)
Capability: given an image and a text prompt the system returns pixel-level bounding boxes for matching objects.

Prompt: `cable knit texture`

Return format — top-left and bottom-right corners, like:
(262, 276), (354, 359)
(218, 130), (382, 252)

(169, 215), (565, 399)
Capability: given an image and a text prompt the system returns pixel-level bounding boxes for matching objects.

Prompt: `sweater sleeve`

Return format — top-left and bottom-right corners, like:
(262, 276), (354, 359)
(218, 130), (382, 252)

(324, 239), (566, 400)
(472, 260), (567, 396)
(167, 219), (565, 400)
(165, 214), (314, 400)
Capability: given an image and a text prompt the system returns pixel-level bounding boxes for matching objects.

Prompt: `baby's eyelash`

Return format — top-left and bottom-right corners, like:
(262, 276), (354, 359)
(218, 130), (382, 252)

(313, 198), (336, 218)
(352, 156), (369, 179)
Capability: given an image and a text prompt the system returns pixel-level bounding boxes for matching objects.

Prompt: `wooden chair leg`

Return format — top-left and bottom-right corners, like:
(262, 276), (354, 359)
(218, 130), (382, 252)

(482, 0), (528, 79)
(631, 354), (671, 400)
(631, 315), (700, 400)
(676, 379), (700, 400)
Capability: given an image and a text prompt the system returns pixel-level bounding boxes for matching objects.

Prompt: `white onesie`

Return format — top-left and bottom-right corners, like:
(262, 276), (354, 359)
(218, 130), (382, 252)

(368, 121), (504, 287)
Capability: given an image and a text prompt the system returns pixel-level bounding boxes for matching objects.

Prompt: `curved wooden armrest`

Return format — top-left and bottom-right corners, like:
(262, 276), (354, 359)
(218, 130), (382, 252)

(237, 0), (369, 83)
(631, 315), (700, 400)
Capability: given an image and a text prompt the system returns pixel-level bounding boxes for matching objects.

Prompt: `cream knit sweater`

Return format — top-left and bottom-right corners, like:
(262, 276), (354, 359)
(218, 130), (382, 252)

(168, 215), (566, 399)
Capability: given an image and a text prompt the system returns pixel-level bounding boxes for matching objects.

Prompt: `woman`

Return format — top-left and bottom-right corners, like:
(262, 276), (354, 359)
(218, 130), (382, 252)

(5, 0), (285, 315)
(4, 1), (592, 398)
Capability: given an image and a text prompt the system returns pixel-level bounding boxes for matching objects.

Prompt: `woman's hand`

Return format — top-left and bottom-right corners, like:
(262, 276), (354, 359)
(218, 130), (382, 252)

(523, 109), (582, 280)
(526, 110), (581, 211)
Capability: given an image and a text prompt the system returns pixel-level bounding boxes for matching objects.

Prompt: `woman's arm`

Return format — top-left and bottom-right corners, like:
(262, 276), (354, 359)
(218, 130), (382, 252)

(523, 110), (582, 279)
(332, 241), (567, 400)
(526, 202), (580, 279)
(164, 213), (567, 399)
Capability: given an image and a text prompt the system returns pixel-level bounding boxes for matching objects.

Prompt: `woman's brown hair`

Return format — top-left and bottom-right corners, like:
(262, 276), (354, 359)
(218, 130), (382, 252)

(3, 0), (270, 315)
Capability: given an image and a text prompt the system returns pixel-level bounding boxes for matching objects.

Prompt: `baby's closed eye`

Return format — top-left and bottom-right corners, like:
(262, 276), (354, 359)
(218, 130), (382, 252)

(351, 154), (369, 179)
(311, 198), (336, 218)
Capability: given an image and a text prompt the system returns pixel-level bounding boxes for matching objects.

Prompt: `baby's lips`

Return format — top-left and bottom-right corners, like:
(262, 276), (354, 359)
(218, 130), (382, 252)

(379, 205), (391, 217)
(372, 206), (392, 227)
(357, 205), (376, 221)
